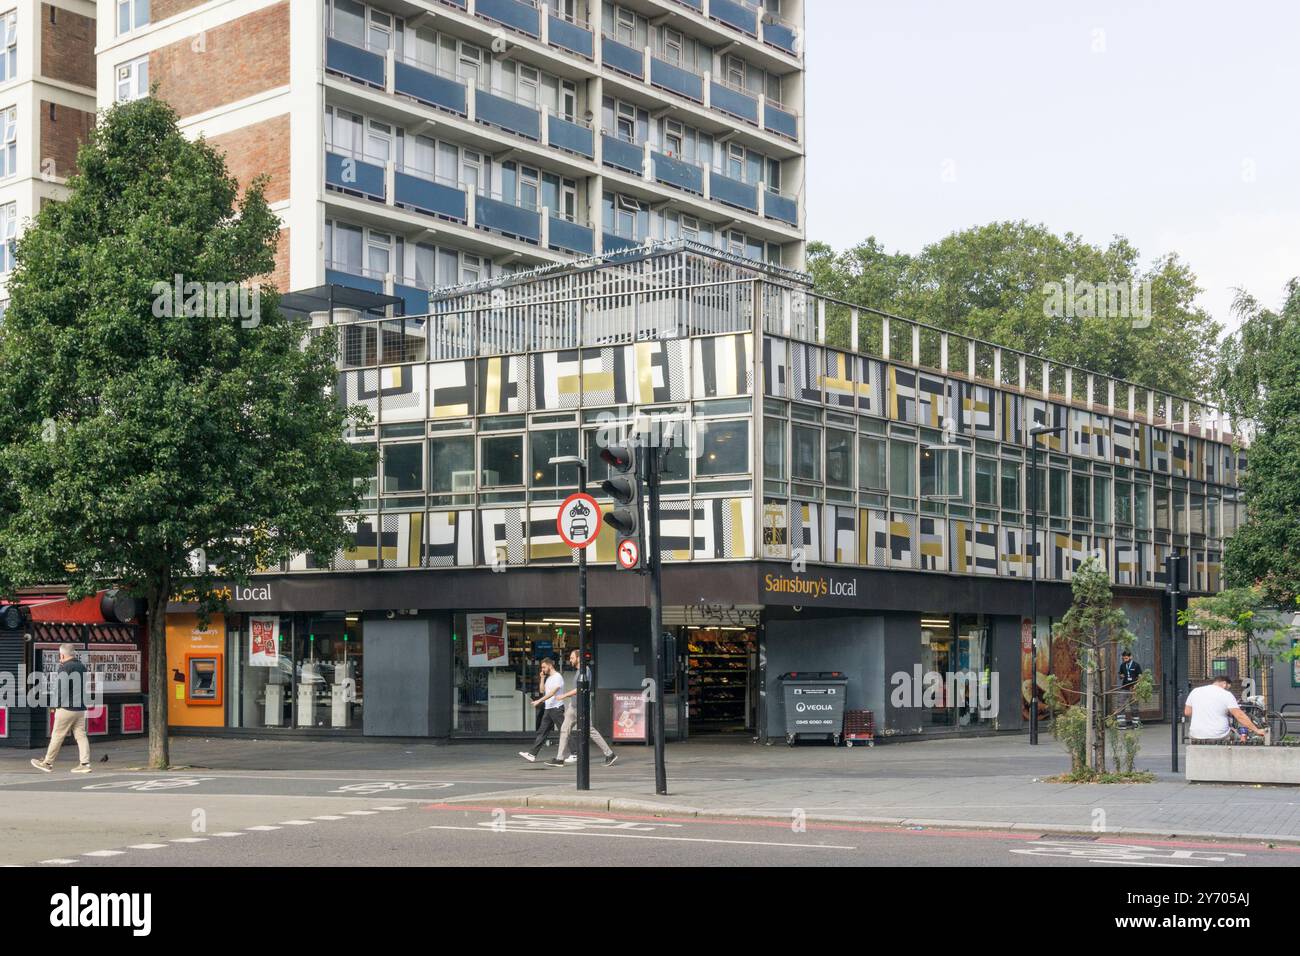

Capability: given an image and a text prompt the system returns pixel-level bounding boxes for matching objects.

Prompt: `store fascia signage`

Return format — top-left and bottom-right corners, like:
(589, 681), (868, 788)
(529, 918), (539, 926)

(171, 583), (273, 605)
(762, 572), (858, 601)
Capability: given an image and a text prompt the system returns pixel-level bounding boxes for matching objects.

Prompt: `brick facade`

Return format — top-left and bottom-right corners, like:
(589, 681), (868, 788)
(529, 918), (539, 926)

(40, 102), (96, 180)
(150, 2), (290, 119)
(261, 227), (290, 293)
(151, 0), (209, 21)
(207, 114), (290, 204)
(40, 4), (96, 89)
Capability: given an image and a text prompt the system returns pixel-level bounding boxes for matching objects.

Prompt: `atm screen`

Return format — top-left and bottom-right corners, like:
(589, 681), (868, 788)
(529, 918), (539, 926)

(190, 659), (218, 699)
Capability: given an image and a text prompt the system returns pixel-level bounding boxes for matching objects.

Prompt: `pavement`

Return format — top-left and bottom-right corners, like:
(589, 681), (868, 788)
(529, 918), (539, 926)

(2, 724), (1299, 850)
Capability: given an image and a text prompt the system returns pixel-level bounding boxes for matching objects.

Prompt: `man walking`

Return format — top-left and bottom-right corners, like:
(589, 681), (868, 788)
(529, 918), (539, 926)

(519, 658), (566, 763)
(31, 644), (93, 774)
(1116, 650), (1143, 725)
(547, 649), (617, 768)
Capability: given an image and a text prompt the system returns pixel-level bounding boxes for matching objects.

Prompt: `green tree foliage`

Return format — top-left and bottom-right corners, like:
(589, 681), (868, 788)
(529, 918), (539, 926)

(807, 222), (1221, 397)
(1181, 586), (1300, 681)
(1214, 280), (1300, 607)
(0, 97), (373, 767)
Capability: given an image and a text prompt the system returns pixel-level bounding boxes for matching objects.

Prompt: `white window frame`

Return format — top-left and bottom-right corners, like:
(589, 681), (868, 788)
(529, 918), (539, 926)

(662, 27), (683, 66)
(0, 106), (15, 180)
(0, 201), (14, 275)
(115, 55), (150, 102)
(117, 0), (150, 35)
(0, 11), (14, 82)
(614, 7), (636, 45)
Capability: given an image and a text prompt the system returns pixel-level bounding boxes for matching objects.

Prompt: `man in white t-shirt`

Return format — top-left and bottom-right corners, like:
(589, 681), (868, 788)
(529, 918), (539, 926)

(520, 658), (566, 762)
(1184, 676), (1264, 741)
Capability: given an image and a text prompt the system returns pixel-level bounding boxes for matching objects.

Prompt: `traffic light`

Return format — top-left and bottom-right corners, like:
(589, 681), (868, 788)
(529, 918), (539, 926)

(601, 442), (644, 570)
(0, 603), (30, 632)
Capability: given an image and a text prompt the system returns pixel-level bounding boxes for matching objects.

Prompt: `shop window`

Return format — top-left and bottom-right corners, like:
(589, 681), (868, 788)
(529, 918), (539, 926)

(696, 420), (749, 477)
(480, 434), (524, 487)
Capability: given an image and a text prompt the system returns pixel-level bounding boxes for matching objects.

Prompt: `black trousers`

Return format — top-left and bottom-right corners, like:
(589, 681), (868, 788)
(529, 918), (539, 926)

(528, 707), (566, 756)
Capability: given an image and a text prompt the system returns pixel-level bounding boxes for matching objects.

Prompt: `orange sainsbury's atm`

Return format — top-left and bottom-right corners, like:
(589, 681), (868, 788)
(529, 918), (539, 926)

(165, 614), (225, 727)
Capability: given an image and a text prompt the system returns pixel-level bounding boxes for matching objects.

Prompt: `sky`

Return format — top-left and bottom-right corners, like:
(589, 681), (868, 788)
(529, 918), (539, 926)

(803, 0), (1300, 333)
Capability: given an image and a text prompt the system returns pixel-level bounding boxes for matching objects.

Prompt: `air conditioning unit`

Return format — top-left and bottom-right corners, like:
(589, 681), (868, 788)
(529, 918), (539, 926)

(451, 470), (476, 493)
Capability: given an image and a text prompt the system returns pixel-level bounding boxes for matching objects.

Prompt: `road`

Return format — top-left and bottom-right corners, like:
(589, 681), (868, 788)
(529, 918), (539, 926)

(2, 767), (1296, 867)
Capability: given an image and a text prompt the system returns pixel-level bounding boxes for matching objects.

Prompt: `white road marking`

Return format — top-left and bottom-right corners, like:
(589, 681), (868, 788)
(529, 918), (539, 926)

(343, 810), (378, 816)
(170, 838), (208, 844)
(312, 815), (346, 821)
(426, 825), (854, 850)
(246, 825), (282, 831)
(280, 820), (316, 826)
(1088, 859), (1202, 868)
(83, 850), (125, 857)
(373, 806), (407, 811)
(40, 859), (78, 865)
(212, 832), (245, 838)
(128, 844), (169, 850)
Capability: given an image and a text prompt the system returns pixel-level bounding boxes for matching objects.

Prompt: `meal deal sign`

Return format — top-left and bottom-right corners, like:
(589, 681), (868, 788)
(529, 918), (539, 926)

(611, 691), (647, 742)
(468, 613), (509, 668)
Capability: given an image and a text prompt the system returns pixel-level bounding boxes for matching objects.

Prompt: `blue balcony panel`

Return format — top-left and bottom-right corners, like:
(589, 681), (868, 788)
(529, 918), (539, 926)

(601, 36), (644, 79)
(326, 37), (385, 88)
(710, 81), (758, 124)
(549, 218), (594, 255)
(548, 115), (594, 158)
(394, 60), (467, 115)
(601, 134), (643, 174)
(765, 191), (798, 226)
(650, 57), (703, 102)
(763, 20), (798, 55)
(674, 0), (702, 8)
(709, 0), (757, 35)
(476, 195), (541, 241)
(394, 172), (467, 221)
(549, 16), (594, 58)
(326, 268), (384, 296)
(764, 102), (799, 140)
(602, 233), (642, 255)
(477, 0), (540, 37)
(476, 88), (541, 140)
(326, 151), (386, 201)
(652, 151), (704, 194)
(710, 171), (758, 213)
(394, 283), (430, 317)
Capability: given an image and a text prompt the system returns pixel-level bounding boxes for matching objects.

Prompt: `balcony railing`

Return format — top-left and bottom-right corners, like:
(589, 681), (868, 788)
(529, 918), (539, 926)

(475, 189), (542, 242)
(548, 215), (595, 255)
(763, 99), (799, 140)
(325, 261), (386, 296)
(708, 0), (758, 37)
(601, 33), (645, 79)
(325, 35), (384, 88)
(652, 150), (705, 194)
(764, 187), (798, 226)
(393, 54), (468, 115)
(393, 165), (468, 222)
(710, 78), (759, 124)
(649, 55), (704, 103)
(710, 168), (758, 213)
(476, 0), (540, 38)
(601, 132), (644, 174)
(476, 86), (542, 140)
(760, 13), (799, 56)
(548, 113), (594, 158)
(548, 11), (594, 59)
(325, 149), (387, 202)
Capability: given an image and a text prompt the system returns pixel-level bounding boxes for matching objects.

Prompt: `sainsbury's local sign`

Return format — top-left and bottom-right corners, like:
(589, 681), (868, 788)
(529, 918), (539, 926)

(762, 572), (859, 602)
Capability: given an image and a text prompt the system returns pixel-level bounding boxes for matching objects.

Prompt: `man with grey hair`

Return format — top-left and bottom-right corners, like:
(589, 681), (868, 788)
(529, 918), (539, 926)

(31, 643), (93, 774)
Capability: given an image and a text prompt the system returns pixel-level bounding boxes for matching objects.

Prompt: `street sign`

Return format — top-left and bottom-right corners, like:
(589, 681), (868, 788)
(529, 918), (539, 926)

(557, 492), (602, 548)
(617, 538), (640, 570)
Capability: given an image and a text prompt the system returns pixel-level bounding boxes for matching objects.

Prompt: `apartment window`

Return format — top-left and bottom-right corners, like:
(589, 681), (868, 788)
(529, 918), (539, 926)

(614, 194), (646, 238)
(460, 149), (485, 194)
(616, 101), (636, 142)
(766, 158), (782, 192)
(0, 107), (14, 179)
(117, 0), (150, 34)
(724, 54), (744, 89)
(367, 7), (396, 51)
(367, 230), (393, 276)
(661, 27), (683, 66)
(461, 253), (486, 283)
(501, 162), (540, 209)
(542, 173), (577, 220)
(0, 201), (16, 274)
(612, 5), (637, 45)
(115, 56), (149, 102)
(664, 119), (684, 157)
(0, 10), (15, 82)
(330, 0), (365, 46)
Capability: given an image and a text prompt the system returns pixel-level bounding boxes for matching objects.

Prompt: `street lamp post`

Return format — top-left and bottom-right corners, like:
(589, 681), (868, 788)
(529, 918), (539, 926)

(551, 455), (592, 790)
(1028, 424), (1066, 746)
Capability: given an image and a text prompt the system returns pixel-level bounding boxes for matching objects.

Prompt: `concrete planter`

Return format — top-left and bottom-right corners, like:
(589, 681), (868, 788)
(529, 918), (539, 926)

(1186, 744), (1300, 785)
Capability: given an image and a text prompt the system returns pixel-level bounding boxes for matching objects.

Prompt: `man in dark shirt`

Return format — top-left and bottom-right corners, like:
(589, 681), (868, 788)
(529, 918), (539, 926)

(1116, 651), (1143, 726)
(31, 644), (93, 774)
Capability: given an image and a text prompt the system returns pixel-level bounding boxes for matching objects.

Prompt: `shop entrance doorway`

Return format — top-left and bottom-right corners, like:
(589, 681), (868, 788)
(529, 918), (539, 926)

(682, 626), (758, 734)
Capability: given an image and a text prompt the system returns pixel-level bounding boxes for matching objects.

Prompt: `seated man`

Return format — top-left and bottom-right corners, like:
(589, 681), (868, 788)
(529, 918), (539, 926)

(1184, 675), (1264, 741)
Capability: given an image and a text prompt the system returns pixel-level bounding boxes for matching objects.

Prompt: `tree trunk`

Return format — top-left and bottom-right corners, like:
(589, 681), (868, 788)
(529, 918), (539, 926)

(1097, 641), (1109, 771)
(1085, 649), (1096, 772)
(146, 571), (172, 770)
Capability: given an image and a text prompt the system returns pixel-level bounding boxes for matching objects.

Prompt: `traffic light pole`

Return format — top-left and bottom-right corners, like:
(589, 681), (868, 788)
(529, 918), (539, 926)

(1167, 552), (1181, 775)
(576, 462), (591, 792)
(645, 445), (668, 795)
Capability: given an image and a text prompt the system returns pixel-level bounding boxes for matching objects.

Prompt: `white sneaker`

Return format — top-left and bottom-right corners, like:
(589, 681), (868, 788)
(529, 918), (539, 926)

(70, 765), (92, 774)
(564, 755), (577, 765)
(30, 759), (52, 773)
(518, 751), (536, 762)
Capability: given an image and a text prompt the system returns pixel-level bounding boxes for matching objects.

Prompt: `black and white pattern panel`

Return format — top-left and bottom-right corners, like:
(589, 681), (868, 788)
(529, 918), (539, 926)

(693, 334), (752, 399)
(427, 510), (475, 568)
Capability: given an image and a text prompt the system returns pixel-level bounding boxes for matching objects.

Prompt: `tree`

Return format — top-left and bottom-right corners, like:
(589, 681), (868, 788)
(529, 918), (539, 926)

(1181, 586), (1300, 692)
(1214, 280), (1300, 607)
(808, 222), (1222, 399)
(1050, 557), (1148, 775)
(0, 97), (373, 768)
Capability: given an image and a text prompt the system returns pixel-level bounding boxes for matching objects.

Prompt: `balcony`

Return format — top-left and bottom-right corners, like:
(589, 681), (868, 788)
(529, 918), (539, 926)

(326, 265), (385, 296)
(601, 133), (643, 174)
(761, 17), (799, 56)
(549, 217), (594, 255)
(476, 193), (541, 242)
(548, 14), (594, 59)
(708, 0), (758, 37)
(763, 101), (799, 141)
(394, 167), (468, 221)
(670, 0), (703, 9)
(548, 114), (594, 158)
(326, 36), (384, 88)
(764, 189), (798, 226)
(393, 57), (468, 115)
(393, 283), (430, 316)
(650, 56), (703, 103)
(601, 35), (644, 79)
(477, 0), (540, 38)
(710, 80), (759, 125)
(602, 233), (642, 254)
(325, 150), (386, 202)
(652, 151), (704, 194)
(710, 169), (758, 213)
(476, 88), (541, 140)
